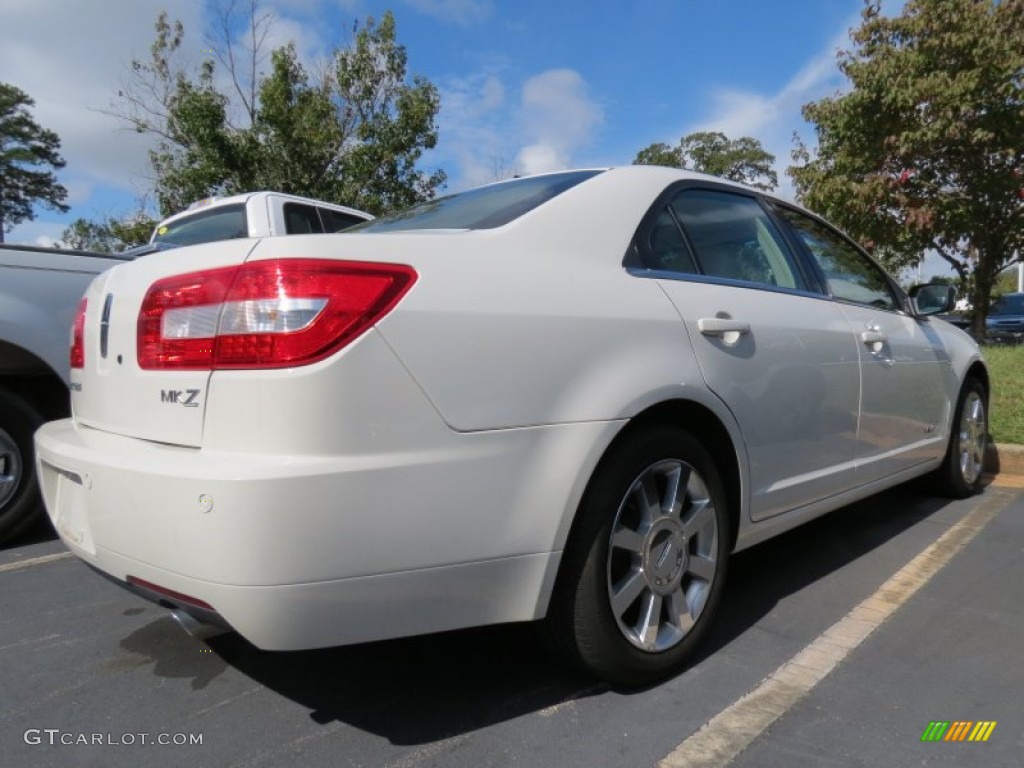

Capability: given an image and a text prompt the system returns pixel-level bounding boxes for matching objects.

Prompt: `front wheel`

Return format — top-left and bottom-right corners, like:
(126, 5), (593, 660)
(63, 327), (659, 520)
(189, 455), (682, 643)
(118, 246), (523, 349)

(932, 377), (988, 498)
(546, 426), (730, 687)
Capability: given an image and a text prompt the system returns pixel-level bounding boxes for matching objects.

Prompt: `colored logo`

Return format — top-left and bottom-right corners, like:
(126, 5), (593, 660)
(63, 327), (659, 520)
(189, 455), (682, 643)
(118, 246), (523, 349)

(921, 721), (997, 742)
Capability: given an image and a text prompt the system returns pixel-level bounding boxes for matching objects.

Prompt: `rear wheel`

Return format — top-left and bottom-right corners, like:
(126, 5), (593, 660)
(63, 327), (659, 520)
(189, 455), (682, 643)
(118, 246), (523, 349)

(547, 426), (729, 687)
(0, 388), (46, 545)
(932, 377), (987, 498)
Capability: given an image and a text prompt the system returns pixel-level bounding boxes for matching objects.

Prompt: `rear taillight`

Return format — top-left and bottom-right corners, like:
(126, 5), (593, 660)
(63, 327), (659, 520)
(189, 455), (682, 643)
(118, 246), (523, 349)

(70, 297), (87, 369)
(137, 259), (417, 370)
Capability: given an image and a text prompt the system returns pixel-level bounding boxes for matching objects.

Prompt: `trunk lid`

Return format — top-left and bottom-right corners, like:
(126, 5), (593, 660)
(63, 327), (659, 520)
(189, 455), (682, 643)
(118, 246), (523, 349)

(71, 239), (259, 448)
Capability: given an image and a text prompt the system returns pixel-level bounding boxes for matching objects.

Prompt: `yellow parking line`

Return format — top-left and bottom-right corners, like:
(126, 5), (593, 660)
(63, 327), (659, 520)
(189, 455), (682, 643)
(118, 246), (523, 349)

(659, 488), (1017, 768)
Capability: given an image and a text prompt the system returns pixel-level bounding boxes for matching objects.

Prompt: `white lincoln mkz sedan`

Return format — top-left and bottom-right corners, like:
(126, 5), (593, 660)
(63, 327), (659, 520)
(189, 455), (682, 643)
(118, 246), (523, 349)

(36, 166), (988, 686)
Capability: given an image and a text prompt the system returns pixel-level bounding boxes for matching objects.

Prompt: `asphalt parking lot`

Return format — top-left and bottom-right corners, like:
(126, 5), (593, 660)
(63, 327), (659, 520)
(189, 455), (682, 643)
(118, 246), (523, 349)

(2, 477), (1022, 768)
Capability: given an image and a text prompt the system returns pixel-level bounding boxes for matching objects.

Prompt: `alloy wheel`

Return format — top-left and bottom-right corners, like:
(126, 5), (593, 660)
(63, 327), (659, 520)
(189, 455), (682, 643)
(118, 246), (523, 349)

(606, 459), (719, 652)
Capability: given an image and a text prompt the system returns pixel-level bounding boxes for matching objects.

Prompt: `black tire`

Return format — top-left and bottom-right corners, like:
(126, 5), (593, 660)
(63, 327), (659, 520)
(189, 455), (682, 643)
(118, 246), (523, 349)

(545, 426), (730, 688)
(0, 388), (46, 545)
(932, 377), (988, 499)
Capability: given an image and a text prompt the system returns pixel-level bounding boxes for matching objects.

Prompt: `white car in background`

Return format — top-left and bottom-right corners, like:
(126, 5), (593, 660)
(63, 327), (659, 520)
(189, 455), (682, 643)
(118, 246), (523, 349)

(35, 167), (988, 687)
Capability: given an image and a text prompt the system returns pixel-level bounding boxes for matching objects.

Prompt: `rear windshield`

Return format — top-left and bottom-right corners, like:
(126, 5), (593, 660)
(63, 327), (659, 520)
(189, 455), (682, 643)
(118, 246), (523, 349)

(991, 294), (1024, 315)
(353, 170), (604, 232)
(152, 204), (248, 246)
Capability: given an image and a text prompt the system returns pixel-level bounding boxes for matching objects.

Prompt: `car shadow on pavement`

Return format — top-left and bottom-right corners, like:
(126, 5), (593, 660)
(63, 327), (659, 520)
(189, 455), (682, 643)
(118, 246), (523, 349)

(144, 484), (953, 745)
(1, 512), (57, 549)
(205, 621), (602, 744)
(694, 483), (952, 664)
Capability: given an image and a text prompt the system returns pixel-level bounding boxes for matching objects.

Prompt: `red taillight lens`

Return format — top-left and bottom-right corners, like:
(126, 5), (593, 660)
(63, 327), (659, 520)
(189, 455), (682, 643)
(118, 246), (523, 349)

(70, 297), (87, 369)
(138, 259), (417, 370)
(138, 266), (236, 370)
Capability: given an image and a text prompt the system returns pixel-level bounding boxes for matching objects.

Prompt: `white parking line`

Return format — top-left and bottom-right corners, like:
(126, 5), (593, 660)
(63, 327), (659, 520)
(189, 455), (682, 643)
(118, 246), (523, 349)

(0, 551), (74, 573)
(659, 488), (1014, 768)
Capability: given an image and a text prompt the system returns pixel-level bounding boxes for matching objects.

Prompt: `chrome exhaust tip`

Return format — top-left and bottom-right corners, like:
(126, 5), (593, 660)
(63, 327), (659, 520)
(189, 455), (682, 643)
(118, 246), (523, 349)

(171, 609), (230, 641)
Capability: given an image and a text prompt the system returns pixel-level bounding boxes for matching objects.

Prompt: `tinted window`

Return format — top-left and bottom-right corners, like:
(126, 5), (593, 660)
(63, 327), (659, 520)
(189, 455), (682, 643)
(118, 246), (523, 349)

(643, 208), (698, 274)
(352, 170), (604, 232)
(152, 204), (248, 246)
(670, 190), (805, 289)
(284, 203), (325, 234)
(320, 209), (366, 232)
(775, 206), (898, 311)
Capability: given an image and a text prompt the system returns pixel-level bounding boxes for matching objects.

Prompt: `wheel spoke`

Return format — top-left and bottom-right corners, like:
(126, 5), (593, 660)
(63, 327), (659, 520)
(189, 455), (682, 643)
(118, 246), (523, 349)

(680, 499), (715, 541)
(632, 473), (662, 525)
(636, 593), (663, 650)
(663, 464), (687, 521)
(686, 554), (716, 583)
(610, 525), (645, 555)
(666, 587), (696, 635)
(610, 569), (647, 618)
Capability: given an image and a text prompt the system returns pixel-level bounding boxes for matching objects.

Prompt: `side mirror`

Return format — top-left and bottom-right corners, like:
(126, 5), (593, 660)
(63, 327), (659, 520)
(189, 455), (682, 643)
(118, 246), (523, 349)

(910, 283), (956, 316)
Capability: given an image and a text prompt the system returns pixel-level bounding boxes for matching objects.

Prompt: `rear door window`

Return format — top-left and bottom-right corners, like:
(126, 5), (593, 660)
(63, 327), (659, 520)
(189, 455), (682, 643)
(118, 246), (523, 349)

(669, 189), (806, 290)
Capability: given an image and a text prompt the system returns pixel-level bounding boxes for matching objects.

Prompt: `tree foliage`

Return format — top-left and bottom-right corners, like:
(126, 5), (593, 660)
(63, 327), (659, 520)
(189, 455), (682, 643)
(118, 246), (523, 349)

(0, 83), (69, 243)
(60, 211), (155, 253)
(634, 131), (778, 191)
(789, 0), (1024, 336)
(115, 4), (445, 217)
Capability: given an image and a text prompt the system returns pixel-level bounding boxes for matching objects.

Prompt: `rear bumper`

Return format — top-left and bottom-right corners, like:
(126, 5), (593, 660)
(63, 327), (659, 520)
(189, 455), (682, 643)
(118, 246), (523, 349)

(35, 417), (619, 649)
(73, 543), (557, 650)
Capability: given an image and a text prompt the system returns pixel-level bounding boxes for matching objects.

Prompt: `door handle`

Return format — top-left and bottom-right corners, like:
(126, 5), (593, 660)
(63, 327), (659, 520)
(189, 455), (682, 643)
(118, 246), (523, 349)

(859, 324), (889, 360)
(698, 318), (750, 345)
(859, 330), (886, 345)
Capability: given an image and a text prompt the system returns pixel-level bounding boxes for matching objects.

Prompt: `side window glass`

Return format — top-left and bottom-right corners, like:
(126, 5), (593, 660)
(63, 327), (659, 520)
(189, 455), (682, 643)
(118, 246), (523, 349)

(320, 208), (365, 232)
(284, 203), (324, 234)
(644, 208), (698, 274)
(775, 207), (898, 311)
(670, 190), (805, 290)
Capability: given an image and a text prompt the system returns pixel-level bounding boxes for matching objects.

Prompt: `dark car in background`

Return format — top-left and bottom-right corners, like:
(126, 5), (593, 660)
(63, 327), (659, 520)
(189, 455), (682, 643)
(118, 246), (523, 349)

(987, 292), (1024, 343)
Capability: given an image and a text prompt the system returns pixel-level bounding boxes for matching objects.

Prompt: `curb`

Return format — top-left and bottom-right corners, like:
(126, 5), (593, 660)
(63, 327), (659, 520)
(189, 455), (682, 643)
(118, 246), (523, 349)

(987, 442), (1024, 476)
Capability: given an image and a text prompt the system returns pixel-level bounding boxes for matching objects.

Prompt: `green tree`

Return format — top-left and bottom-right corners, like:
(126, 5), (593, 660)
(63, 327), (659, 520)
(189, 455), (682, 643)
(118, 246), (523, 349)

(994, 265), (1022, 298)
(0, 83), (69, 243)
(115, 6), (444, 217)
(634, 131), (778, 191)
(60, 212), (155, 252)
(789, 0), (1024, 338)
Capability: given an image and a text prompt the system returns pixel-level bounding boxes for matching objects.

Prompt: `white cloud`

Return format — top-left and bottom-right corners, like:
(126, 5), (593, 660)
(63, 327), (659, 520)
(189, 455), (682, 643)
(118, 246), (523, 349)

(435, 67), (603, 188)
(401, 0), (492, 27)
(680, 25), (853, 201)
(0, 0), (206, 191)
(516, 69), (603, 176)
(435, 72), (510, 188)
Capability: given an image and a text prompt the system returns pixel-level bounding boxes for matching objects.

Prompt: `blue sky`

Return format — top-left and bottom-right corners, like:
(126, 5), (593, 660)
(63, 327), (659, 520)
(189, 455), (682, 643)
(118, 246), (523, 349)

(5, 0), (940, 271)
